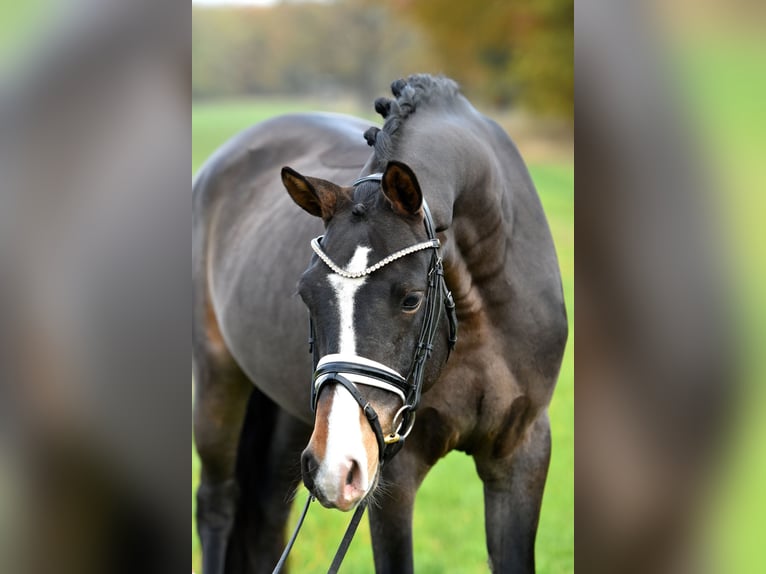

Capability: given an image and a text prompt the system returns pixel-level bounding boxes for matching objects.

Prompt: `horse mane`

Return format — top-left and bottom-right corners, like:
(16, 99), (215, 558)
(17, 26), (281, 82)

(364, 74), (461, 164)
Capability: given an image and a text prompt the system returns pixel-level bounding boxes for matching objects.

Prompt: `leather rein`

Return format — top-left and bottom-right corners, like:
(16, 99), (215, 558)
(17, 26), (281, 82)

(272, 173), (458, 574)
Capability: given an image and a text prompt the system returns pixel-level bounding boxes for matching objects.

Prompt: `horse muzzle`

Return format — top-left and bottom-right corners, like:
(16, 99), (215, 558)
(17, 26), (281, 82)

(301, 447), (370, 511)
(302, 354), (409, 510)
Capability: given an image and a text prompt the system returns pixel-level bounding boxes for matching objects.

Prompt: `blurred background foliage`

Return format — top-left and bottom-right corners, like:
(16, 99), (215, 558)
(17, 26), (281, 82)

(192, 0), (573, 119)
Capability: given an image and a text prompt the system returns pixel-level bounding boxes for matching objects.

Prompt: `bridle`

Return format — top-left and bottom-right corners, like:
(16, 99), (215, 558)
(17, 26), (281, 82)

(310, 173), (457, 463)
(272, 173), (458, 574)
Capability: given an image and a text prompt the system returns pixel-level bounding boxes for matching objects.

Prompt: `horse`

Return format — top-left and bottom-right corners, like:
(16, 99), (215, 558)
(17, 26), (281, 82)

(193, 75), (568, 574)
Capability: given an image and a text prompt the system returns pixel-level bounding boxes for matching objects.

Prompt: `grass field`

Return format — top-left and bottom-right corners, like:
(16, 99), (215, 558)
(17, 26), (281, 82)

(192, 99), (574, 573)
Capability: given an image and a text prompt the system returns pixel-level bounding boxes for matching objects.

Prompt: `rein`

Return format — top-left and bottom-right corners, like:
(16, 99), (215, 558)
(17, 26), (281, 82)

(272, 173), (458, 574)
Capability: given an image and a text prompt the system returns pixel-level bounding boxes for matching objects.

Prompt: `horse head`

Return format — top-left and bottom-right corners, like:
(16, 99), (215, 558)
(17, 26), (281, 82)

(281, 160), (455, 511)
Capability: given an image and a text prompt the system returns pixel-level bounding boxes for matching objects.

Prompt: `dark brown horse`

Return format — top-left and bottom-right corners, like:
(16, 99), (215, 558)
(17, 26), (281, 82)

(193, 75), (567, 573)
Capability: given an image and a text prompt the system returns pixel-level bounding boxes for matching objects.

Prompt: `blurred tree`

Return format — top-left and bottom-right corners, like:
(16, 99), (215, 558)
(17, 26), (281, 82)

(193, 3), (435, 105)
(192, 1), (572, 119)
(393, 0), (573, 118)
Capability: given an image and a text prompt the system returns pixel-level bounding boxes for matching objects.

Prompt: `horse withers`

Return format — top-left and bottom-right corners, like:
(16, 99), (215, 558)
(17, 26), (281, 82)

(193, 75), (568, 573)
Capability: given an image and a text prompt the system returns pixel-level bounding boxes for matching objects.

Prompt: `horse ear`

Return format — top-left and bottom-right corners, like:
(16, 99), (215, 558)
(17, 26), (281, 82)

(382, 161), (423, 217)
(281, 167), (341, 221)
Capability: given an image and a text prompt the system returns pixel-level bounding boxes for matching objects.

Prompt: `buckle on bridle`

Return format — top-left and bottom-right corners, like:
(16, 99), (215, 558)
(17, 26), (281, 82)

(384, 405), (416, 444)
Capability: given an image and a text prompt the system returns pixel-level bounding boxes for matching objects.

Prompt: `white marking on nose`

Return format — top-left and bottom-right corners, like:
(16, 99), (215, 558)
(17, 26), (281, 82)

(318, 245), (372, 506)
(317, 386), (369, 503)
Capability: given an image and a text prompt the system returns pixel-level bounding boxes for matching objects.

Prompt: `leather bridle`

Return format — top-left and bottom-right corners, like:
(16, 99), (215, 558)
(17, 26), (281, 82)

(310, 173), (457, 462)
(272, 173), (458, 574)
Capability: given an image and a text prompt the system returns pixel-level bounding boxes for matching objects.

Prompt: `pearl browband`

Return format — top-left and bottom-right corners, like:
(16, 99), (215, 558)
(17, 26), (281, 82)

(310, 236), (440, 280)
(311, 172), (440, 280)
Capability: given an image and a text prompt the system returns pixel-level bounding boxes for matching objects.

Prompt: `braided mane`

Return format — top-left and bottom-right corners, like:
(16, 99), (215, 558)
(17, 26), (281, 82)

(364, 74), (461, 164)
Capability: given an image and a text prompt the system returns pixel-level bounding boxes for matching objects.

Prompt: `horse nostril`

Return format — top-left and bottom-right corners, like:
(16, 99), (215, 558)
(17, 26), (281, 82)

(346, 459), (360, 488)
(301, 450), (319, 490)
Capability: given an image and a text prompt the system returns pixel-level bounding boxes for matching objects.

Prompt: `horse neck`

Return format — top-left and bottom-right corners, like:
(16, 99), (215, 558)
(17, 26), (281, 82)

(397, 121), (510, 320)
(444, 164), (510, 322)
(365, 106), (511, 320)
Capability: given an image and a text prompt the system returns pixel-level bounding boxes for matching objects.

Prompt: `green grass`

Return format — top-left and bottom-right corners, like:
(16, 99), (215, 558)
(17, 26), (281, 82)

(192, 99), (574, 573)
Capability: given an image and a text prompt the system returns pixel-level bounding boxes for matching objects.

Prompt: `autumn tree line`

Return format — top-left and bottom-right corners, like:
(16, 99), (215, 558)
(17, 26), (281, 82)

(192, 0), (572, 119)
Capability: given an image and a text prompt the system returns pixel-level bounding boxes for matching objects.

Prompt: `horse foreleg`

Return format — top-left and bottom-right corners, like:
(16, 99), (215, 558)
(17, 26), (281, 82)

(368, 481), (416, 572)
(476, 412), (552, 574)
(193, 357), (252, 574)
(368, 449), (434, 574)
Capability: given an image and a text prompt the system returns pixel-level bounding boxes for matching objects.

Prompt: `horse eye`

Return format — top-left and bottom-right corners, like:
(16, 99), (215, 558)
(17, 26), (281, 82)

(402, 293), (423, 311)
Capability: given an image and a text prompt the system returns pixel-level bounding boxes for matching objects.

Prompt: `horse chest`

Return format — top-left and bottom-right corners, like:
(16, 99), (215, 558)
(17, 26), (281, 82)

(419, 332), (524, 457)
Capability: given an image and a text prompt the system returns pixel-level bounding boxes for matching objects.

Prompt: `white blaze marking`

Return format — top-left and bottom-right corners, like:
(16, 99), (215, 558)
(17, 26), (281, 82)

(327, 246), (370, 356)
(317, 246), (372, 502)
